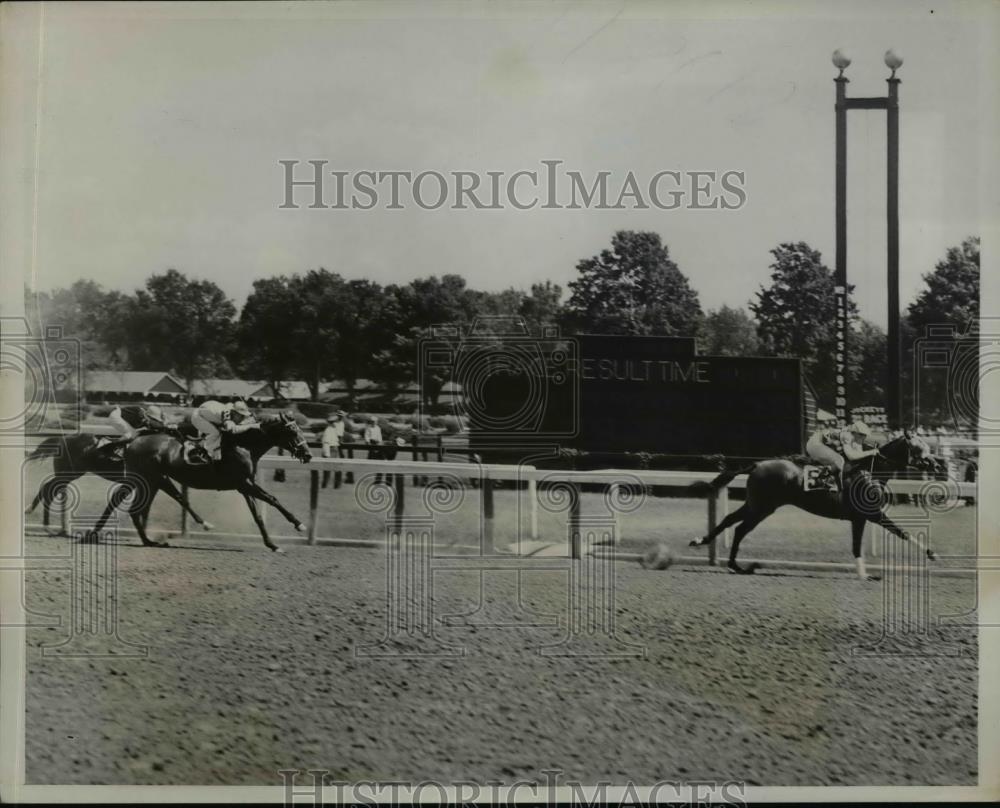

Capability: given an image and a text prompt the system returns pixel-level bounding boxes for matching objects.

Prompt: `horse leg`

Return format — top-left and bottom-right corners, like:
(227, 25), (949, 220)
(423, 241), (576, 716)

(83, 483), (133, 544)
(851, 517), (880, 581)
(689, 503), (747, 546)
(876, 513), (936, 561)
(242, 493), (282, 553)
(25, 481), (47, 515)
(128, 494), (168, 548)
(155, 477), (214, 531)
(27, 477), (63, 531)
(237, 480), (305, 533)
(727, 509), (772, 574)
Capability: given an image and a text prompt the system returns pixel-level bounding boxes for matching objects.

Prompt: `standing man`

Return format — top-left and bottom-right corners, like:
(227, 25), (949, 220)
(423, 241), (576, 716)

(364, 416), (386, 484)
(321, 411), (345, 489)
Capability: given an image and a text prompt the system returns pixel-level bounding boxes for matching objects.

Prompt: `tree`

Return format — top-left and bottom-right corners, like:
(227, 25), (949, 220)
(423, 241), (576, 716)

(904, 236), (980, 427)
(370, 275), (482, 408)
(236, 276), (300, 394)
(908, 236), (979, 331)
(332, 279), (396, 401)
(285, 269), (350, 401)
(847, 319), (887, 407)
(697, 306), (760, 356)
(564, 231), (702, 336)
(26, 280), (132, 371)
(749, 242), (857, 403)
(519, 281), (564, 334)
(128, 269), (237, 392)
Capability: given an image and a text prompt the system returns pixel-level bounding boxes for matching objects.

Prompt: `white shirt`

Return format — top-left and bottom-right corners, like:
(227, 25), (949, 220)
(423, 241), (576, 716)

(108, 406), (133, 436)
(321, 421), (344, 455)
(363, 424), (383, 444)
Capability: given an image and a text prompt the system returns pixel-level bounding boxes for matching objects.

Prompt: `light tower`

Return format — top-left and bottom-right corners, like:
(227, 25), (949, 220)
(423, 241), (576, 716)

(832, 49), (903, 429)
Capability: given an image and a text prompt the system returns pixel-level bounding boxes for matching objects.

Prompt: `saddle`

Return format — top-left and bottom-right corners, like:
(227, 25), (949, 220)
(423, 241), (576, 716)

(182, 437), (214, 466)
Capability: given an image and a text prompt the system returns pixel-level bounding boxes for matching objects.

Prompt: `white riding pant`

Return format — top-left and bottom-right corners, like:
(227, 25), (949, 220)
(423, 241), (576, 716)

(108, 409), (136, 438)
(191, 411), (223, 457)
(806, 434), (844, 472)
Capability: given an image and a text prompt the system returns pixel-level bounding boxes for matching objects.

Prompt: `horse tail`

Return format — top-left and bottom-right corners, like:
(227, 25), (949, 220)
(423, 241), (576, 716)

(25, 436), (63, 462)
(688, 463), (756, 496)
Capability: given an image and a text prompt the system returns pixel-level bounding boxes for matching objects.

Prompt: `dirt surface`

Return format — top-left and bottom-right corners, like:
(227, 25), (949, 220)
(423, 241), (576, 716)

(24, 529), (977, 787)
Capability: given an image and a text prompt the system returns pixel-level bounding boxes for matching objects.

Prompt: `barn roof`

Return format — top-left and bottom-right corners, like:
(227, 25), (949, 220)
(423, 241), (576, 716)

(84, 371), (186, 395)
(273, 380), (312, 400)
(189, 379), (273, 399)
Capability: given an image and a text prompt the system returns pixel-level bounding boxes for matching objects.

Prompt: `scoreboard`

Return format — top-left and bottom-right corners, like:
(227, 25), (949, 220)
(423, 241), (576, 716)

(468, 333), (814, 463)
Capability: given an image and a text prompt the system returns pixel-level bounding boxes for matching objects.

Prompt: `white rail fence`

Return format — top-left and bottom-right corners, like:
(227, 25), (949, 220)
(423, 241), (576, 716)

(25, 434), (977, 577)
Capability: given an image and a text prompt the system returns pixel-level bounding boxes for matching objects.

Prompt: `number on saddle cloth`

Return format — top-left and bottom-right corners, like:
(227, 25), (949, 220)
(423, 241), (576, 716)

(802, 464), (836, 492)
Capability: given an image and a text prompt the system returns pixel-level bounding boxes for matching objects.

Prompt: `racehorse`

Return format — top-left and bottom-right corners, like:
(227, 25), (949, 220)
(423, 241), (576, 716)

(687, 432), (939, 581)
(85, 412), (313, 552)
(24, 432), (214, 533)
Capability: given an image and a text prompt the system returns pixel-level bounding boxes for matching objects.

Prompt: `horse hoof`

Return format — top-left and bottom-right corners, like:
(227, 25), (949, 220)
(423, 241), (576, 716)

(687, 538), (703, 547)
(926, 550), (937, 561)
(271, 545), (285, 554)
(294, 523), (305, 533)
(201, 522), (214, 531)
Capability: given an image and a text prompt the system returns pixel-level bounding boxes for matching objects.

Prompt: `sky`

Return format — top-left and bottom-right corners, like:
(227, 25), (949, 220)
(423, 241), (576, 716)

(24, 0), (994, 328)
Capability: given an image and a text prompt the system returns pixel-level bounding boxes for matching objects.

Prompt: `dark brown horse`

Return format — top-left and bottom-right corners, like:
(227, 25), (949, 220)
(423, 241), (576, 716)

(687, 433), (937, 580)
(86, 412), (312, 551)
(25, 432), (214, 533)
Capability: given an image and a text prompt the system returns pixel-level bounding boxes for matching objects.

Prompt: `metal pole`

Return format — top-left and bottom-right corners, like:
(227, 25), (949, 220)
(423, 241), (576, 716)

(834, 74), (849, 426)
(887, 76), (901, 430)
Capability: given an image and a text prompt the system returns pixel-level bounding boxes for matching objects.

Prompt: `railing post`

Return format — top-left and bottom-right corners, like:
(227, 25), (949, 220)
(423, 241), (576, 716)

(608, 482), (620, 545)
(308, 469), (319, 544)
(61, 488), (70, 537)
(345, 447), (354, 484)
(569, 483), (582, 559)
(481, 475), (495, 554)
(528, 477), (538, 540)
(180, 484), (188, 537)
(393, 473), (406, 535)
(719, 485), (730, 549)
(707, 489), (719, 566)
(866, 521), (878, 558)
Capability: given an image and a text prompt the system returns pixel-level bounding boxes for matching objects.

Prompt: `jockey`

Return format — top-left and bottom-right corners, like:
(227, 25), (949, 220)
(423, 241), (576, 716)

(805, 419), (880, 489)
(109, 403), (166, 437)
(190, 398), (259, 461)
(102, 403), (174, 457)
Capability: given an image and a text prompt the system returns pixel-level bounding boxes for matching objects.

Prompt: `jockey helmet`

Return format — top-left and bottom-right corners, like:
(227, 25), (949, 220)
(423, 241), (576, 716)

(850, 420), (870, 437)
(232, 400), (251, 418)
(146, 405), (163, 421)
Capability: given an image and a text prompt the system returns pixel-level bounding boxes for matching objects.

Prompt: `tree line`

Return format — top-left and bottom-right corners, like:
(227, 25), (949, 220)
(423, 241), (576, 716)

(26, 231), (979, 422)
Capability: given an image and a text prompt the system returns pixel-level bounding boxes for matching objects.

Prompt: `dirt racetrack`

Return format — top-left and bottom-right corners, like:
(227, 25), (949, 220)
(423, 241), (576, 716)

(24, 501), (977, 787)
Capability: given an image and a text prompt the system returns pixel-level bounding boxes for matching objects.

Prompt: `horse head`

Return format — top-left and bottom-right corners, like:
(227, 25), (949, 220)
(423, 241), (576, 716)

(264, 411), (313, 463)
(877, 430), (937, 473)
